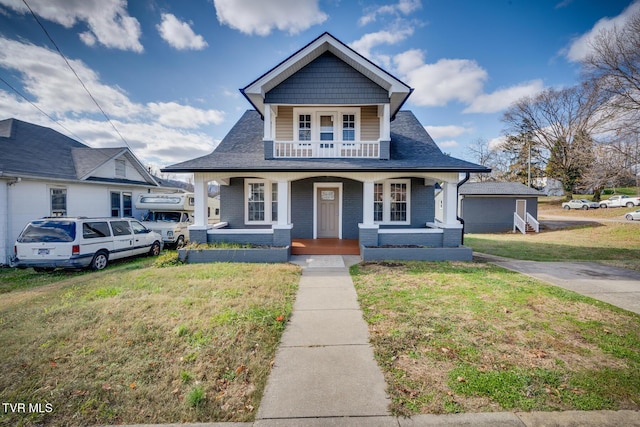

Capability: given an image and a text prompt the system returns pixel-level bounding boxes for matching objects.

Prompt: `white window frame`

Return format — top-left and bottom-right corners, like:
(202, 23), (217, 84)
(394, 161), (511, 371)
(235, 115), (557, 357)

(374, 179), (411, 225)
(50, 187), (67, 217)
(245, 179), (278, 225)
(293, 107), (360, 143)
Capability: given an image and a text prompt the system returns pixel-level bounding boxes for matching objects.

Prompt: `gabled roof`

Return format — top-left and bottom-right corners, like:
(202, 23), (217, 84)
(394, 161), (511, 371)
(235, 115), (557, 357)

(241, 32), (412, 119)
(163, 110), (490, 174)
(459, 182), (543, 196)
(0, 118), (159, 186)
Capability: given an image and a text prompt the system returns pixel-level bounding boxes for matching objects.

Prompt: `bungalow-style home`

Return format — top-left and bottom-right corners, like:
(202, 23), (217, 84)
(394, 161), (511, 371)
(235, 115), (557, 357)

(456, 181), (543, 234)
(0, 118), (169, 265)
(163, 32), (490, 261)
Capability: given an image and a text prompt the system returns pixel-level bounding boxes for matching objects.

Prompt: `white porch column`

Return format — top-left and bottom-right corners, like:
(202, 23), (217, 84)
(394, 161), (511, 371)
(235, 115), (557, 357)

(263, 105), (272, 141)
(277, 180), (289, 226)
(380, 104), (390, 141)
(442, 181), (460, 226)
(193, 174), (209, 228)
(362, 180), (375, 225)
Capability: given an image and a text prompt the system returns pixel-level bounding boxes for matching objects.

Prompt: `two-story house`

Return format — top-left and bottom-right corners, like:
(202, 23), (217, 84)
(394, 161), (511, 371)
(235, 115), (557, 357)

(163, 32), (490, 261)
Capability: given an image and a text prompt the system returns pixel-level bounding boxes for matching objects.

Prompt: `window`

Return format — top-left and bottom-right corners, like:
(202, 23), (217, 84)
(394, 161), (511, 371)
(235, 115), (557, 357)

(373, 180), (411, 224)
(50, 188), (67, 217)
(111, 192), (132, 217)
(83, 222), (111, 239)
(294, 108), (359, 142)
(110, 220), (132, 236)
(246, 180), (278, 224)
(343, 114), (355, 141)
(130, 220), (148, 234)
(115, 159), (126, 177)
(298, 114), (311, 141)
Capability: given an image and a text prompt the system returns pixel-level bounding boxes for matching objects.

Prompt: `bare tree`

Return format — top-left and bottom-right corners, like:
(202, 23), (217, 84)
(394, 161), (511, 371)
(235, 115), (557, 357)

(502, 81), (611, 199)
(582, 11), (640, 138)
(467, 138), (497, 182)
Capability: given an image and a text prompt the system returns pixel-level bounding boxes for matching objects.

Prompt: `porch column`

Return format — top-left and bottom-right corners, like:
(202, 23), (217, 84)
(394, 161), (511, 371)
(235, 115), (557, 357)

(263, 105), (272, 140)
(362, 180), (375, 225)
(380, 104), (390, 141)
(277, 180), (289, 226)
(442, 181), (460, 226)
(193, 174), (209, 228)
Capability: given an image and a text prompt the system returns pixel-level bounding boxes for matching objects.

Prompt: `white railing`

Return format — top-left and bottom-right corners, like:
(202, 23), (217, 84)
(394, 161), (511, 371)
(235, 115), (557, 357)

(513, 212), (526, 235)
(274, 141), (379, 158)
(526, 212), (540, 233)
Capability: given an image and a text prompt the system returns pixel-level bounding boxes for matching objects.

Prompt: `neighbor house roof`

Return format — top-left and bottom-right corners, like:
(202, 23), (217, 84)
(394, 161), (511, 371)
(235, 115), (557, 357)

(0, 118), (159, 186)
(163, 110), (490, 174)
(459, 182), (543, 196)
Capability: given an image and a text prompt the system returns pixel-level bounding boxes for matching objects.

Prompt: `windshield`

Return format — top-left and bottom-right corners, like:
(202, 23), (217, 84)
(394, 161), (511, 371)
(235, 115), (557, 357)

(18, 220), (76, 243)
(142, 211), (181, 222)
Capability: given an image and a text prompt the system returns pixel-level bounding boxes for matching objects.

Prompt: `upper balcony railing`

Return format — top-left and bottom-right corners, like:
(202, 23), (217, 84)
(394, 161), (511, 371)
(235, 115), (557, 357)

(273, 141), (379, 159)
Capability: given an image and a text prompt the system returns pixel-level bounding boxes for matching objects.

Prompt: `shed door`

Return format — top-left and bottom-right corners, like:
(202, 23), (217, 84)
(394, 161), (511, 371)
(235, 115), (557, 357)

(516, 199), (527, 219)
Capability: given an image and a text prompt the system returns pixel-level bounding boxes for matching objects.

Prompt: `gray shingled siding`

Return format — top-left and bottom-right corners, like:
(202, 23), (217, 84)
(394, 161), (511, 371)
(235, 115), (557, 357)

(461, 196), (538, 233)
(377, 179), (434, 229)
(189, 228), (208, 244)
(219, 178), (273, 230)
(265, 52), (390, 105)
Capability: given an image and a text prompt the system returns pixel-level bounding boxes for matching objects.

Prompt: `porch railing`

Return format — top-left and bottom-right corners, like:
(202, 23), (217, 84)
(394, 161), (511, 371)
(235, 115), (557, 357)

(274, 141), (379, 158)
(513, 212), (527, 234)
(526, 212), (540, 233)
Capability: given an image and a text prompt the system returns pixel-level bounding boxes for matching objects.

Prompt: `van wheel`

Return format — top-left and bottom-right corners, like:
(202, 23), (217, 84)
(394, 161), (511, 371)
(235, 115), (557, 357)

(149, 241), (161, 256)
(175, 236), (185, 249)
(626, 202), (635, 208)
(90, 251), (109, 271)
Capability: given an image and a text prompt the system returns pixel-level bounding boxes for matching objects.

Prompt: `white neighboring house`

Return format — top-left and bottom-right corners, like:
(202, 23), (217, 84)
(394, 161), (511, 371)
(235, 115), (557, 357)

(0, 118), (172, 265)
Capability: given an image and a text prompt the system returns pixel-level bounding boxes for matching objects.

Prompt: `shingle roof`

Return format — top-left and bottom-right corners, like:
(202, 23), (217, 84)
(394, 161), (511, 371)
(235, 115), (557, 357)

(163, 110), (490, 173)
(459, 182), (543, 196)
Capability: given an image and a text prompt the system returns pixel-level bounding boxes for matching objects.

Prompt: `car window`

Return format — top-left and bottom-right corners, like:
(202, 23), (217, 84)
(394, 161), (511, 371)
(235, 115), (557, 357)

(17, 220), (76, 243)
(130, 220), (148, 234)
(83, 221), (111, 239)
(110, 220), (132, 236)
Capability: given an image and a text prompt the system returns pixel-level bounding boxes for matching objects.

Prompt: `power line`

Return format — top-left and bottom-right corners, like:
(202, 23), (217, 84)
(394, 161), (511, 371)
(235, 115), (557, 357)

(21, 0), (132, 150)
(0, 74), (87, 143)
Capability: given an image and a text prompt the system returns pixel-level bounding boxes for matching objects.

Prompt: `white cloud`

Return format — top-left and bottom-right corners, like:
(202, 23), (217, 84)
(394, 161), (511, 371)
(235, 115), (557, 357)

(349, 28), (414, 61)
(157, 13), (208, 51)
(359, 0), (422, 26)
(147, 102), (224, 128)
(213, 0), (327, 36)
(565, 0), (640, 62)
(488, 136), (507, 150)
(0, 0), (143, 52)
(463, 80), (544, 113)
(397, 53), (488, 107)
(0, 37), (225, 166)
(424, 125), (472, 139)
(437, 140), (459, 148)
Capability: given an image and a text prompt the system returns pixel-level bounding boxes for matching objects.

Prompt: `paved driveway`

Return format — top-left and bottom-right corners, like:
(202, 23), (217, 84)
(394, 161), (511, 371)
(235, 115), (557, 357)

(481, 257), (640, 315)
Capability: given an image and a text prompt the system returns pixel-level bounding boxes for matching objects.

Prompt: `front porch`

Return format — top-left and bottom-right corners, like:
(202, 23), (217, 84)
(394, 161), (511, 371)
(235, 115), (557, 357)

(291, 238), (360, 255)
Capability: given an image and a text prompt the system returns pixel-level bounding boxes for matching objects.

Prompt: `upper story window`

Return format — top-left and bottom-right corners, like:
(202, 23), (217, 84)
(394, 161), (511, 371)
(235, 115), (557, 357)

(294, 108), (359, 142)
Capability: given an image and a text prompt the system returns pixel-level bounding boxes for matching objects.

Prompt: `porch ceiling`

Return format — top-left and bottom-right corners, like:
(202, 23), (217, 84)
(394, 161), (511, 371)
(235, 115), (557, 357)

(194, 171), (461, 184)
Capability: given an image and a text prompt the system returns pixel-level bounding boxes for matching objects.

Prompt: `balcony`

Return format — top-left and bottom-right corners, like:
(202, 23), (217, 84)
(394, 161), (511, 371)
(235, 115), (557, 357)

(273, 141), (380, 159)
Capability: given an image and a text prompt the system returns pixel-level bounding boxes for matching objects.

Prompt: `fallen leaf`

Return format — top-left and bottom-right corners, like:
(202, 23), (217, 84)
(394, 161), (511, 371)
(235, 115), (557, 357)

(130, 382), (136, 389)
(235, 365), (247, 375)
(49, 361), (57, 368)
(276, 315), (284, 322)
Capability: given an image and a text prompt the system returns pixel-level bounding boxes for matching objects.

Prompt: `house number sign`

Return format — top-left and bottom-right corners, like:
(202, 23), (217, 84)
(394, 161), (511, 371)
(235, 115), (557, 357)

(321, 190), (335, 201)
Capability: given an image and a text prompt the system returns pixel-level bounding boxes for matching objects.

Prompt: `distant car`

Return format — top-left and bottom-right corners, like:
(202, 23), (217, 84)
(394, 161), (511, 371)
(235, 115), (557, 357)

(13, 217), (163, 272)
(599, 195), (640, 208)
(562, 199), (599, 210)
(625, 210), (640, 221)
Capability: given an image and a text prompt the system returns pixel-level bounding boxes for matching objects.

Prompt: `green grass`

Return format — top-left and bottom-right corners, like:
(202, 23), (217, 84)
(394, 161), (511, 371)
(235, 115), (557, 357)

(0, 259), (300, 426)
(351, 261), (640, 416)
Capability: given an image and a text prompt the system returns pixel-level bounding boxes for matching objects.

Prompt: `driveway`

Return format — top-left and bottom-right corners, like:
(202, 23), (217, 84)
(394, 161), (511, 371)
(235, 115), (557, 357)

(475, 254), (640, 315)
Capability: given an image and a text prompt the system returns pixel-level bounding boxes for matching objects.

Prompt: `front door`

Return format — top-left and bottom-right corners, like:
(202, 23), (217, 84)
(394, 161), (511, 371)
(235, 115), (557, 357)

(317, 187), (339, 238)
(516, 199), (526, 219)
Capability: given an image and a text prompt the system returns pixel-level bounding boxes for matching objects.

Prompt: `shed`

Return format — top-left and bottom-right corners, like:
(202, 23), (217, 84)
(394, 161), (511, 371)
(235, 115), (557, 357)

(458, 182), (543, 233)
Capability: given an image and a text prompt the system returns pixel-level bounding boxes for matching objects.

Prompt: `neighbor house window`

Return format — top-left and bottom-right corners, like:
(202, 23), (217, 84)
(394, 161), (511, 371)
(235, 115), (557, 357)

(115, 159), (126, 177)
(373, 179), (410, 224)
(111, 191), (132, 217)
(50, 188), (67, 217)
(246, 180), (278, 224)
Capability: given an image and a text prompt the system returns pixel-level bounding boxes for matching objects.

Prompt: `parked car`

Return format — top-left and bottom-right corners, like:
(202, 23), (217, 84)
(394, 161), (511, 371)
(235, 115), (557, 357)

(599, 195), (640, 208)
(625, 210), (640, 221)
(13, 217), (163, 272)
(561, 199), (599, 210)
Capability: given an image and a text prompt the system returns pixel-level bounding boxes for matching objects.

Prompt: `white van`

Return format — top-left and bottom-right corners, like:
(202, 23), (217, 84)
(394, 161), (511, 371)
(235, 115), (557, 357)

(13, 217), (163, 271)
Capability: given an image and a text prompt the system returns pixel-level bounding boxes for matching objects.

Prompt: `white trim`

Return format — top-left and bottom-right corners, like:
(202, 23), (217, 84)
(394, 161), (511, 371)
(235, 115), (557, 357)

(208, 228), (273, 235)
(244, 179), (279, 225)
(313, 182), (343, 239)
(293, 107), (361, 143)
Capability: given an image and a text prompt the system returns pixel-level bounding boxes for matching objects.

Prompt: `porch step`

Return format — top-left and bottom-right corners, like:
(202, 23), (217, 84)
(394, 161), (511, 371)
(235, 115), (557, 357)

(291, 239), (360, 255)
(525, 223), (536, 233)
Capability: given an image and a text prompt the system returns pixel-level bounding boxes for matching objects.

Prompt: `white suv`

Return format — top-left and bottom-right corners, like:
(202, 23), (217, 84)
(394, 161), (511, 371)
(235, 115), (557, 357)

(13, 217), (163, 272)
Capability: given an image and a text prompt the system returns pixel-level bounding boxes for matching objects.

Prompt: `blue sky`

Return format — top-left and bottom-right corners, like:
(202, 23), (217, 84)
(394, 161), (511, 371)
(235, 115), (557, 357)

(0, 0), (638, 177)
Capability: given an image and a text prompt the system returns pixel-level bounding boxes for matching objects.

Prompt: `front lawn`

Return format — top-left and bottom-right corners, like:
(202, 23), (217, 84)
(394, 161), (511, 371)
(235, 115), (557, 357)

(352, 261), (640, 416)
(0, 258), (300, 426)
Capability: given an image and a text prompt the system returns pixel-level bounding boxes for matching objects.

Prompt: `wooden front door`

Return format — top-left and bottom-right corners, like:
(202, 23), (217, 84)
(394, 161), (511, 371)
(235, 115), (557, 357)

(317, 187), (339, 238)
